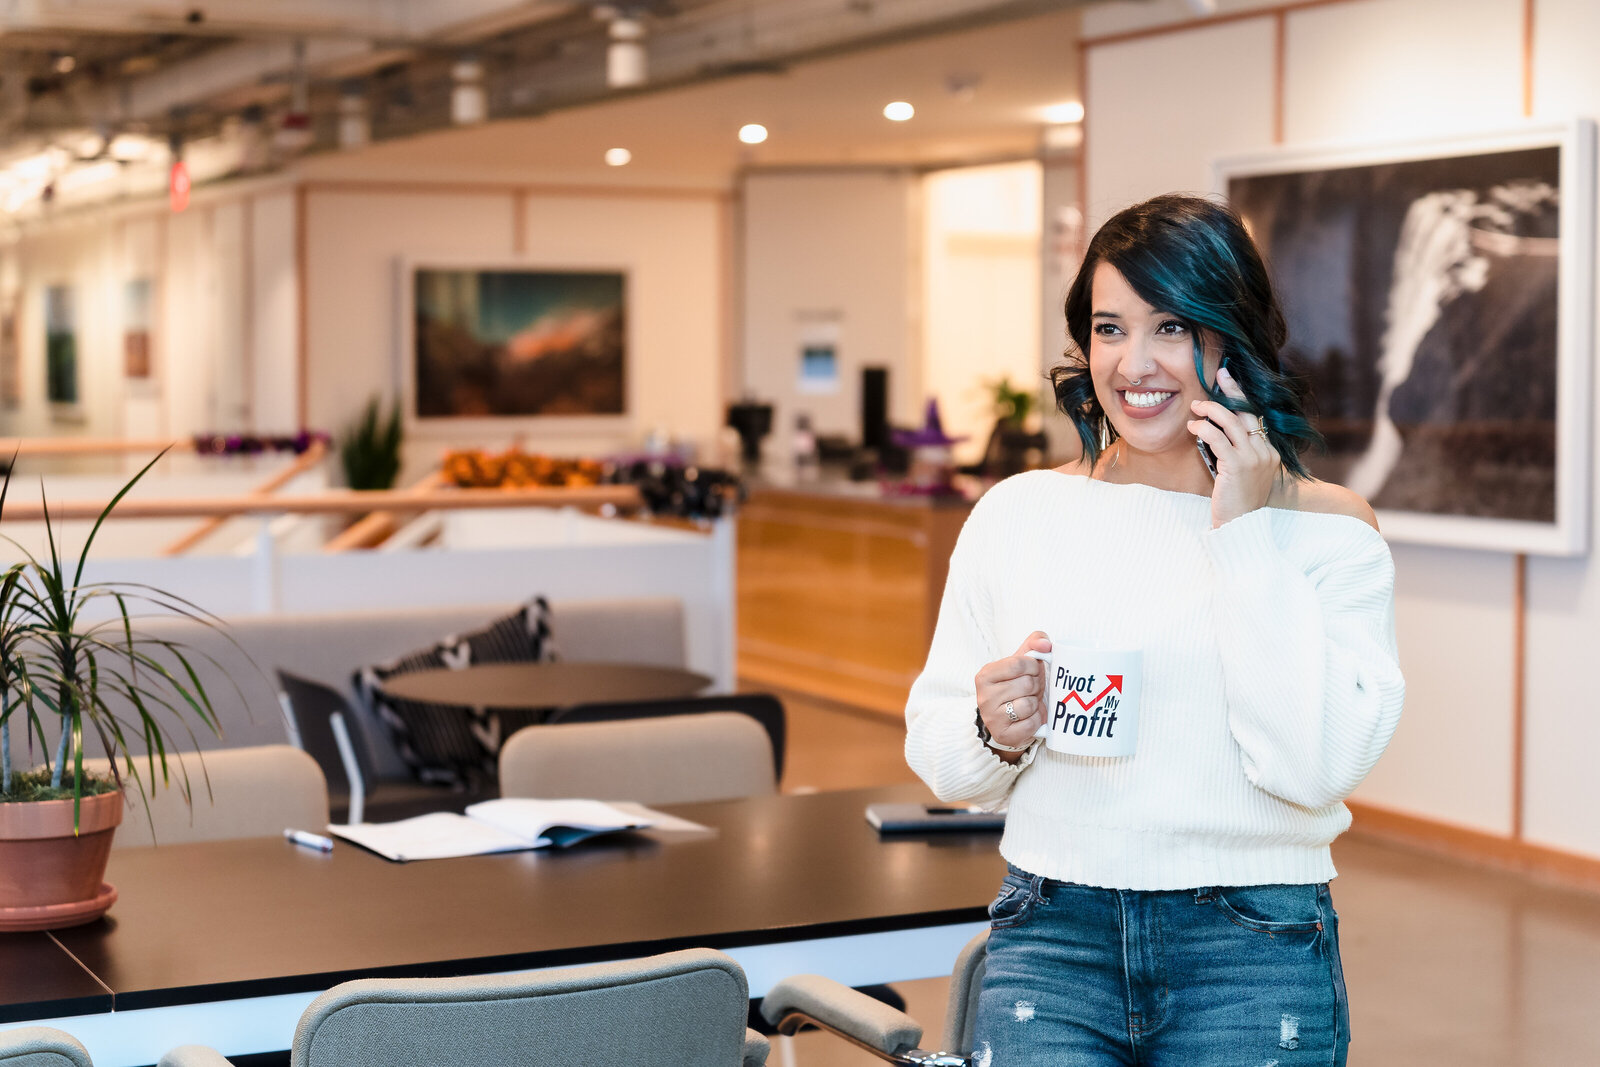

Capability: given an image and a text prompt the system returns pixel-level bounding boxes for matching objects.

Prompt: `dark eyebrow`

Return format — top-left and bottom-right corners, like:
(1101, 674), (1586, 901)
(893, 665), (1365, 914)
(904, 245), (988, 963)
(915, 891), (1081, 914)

(1091, 311), (1121, 319)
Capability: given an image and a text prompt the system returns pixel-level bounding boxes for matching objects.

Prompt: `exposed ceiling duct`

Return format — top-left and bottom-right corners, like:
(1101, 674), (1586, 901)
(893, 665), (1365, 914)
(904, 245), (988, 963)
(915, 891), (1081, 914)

(0, 0), (1107, 214)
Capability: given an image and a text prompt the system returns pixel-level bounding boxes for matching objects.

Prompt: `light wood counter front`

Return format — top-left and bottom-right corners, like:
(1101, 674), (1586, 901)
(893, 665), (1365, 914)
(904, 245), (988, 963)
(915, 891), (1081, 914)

(736, 485), (973, 719)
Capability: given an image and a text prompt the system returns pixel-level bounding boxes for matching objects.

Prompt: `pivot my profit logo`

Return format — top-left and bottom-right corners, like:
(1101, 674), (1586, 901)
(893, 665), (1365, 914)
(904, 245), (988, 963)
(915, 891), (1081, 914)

(1049, 666), (1124, 740)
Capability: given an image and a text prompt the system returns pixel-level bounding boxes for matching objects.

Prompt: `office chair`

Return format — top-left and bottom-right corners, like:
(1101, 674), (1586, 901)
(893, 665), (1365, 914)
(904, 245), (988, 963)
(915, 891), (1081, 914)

(276, 670), (489, 823)
(760, 930), (989, 1067)
(83, 745), (328, 848)
(158, 948), (769, 1067)
(498, 712), (776, 804)
(544, 692), (787, 782)
(0, 1027), (94, 1067)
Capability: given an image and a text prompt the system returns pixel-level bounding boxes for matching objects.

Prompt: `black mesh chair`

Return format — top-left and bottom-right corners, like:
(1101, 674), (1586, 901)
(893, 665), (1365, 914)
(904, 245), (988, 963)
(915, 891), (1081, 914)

(276, 670), (491, 823)
(545, 693), (787, 783)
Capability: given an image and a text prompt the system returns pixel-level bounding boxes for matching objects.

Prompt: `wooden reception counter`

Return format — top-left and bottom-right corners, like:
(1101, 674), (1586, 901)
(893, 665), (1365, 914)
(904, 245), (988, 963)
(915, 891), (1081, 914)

(736, 474), (976, 718)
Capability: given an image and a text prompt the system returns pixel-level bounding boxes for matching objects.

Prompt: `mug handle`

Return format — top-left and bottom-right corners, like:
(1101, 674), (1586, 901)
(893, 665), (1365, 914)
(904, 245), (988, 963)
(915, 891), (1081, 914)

(1024, 649), (1052, 739)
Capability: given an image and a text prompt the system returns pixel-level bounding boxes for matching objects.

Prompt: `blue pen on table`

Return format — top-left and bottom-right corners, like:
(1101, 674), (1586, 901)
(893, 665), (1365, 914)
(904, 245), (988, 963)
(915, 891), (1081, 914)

(284, 828), (334, 853)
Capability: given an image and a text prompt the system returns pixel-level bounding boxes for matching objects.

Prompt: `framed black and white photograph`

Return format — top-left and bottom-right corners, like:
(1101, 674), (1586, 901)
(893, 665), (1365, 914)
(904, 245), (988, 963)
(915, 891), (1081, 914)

(400, 261), (627, 428)
(1218, 122), (1595, 555)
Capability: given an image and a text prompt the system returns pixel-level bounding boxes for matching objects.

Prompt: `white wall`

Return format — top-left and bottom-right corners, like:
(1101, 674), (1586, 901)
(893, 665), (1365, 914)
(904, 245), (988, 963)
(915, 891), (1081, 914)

(1080, 0), (1600, 857)
(0, 213), (126, 440)
(741, 170), (921, 452)
(0, 179), (301, 448)
(303, 182), (727, 481)
(922, 162), (1042, 464)
(1040, 154), (1084, 460)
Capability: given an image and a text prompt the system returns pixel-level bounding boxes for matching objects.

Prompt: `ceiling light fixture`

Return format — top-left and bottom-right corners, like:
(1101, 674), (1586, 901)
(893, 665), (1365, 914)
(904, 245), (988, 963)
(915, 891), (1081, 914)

(451, 59), (487, 125)
(883, 101), (914, 122)
(606, 15), (647, 88)
(738, 124), (768, 145)
(338, 91), (370, 150)
(605, 147), (632, 166)
(1042, 101), (1085, 124)
(54, 55), (76, 75)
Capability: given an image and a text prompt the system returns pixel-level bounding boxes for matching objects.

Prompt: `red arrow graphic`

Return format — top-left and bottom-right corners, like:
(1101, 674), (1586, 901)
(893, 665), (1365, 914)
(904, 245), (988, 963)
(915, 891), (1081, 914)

(1058, 679), (1120, 711)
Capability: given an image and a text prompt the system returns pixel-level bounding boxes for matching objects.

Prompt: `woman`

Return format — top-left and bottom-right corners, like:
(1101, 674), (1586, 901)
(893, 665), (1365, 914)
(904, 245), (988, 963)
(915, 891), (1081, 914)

(904, 194), (1404, 1066)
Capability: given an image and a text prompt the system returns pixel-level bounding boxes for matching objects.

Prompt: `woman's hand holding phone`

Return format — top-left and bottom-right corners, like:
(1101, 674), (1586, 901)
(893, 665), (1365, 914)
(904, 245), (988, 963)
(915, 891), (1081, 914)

(975, 632), (1051, 763)
(1187, 366), (1280, 529)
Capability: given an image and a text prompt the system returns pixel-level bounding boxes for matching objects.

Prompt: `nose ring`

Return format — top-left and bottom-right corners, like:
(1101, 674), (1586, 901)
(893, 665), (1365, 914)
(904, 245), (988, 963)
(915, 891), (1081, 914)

(1129, 376), (1143, 386)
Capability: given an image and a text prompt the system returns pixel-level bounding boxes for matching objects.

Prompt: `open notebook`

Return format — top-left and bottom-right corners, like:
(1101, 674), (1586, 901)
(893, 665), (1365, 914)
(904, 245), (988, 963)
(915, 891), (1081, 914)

(328, 798), (671, 862)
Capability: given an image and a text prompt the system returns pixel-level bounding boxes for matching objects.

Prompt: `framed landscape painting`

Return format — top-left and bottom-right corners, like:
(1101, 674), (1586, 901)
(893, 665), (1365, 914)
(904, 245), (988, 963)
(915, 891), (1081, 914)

(1218, 122), (1595, 555)
(406, 264), (627, 423)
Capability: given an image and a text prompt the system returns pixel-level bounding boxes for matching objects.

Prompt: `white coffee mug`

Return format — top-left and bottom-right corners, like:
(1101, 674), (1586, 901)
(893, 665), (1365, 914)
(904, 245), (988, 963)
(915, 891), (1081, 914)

(1026, 645), (1143, 757)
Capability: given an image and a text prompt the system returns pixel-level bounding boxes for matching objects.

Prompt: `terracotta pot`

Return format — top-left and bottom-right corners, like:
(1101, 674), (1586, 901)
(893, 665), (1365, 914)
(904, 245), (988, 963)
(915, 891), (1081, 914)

(0, 789), (122, 931)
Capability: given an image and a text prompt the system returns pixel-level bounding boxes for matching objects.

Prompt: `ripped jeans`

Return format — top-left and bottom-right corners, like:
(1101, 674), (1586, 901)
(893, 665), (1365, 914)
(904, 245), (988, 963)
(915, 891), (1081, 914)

(972, 865), (1349, 1066)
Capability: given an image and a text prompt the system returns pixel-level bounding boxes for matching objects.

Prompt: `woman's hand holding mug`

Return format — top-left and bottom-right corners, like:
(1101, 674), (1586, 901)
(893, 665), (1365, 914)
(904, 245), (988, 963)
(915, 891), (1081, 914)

(975, 631), (1051, 763)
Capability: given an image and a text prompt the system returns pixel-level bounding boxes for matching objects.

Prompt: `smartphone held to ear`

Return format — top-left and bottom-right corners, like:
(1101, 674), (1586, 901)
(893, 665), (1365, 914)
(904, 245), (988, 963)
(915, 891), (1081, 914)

(1195, 356), (1227, 479)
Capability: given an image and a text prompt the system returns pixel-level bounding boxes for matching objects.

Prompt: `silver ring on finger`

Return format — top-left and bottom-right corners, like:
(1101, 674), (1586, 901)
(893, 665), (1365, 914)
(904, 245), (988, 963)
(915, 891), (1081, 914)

(1004, 700), (1018, 723)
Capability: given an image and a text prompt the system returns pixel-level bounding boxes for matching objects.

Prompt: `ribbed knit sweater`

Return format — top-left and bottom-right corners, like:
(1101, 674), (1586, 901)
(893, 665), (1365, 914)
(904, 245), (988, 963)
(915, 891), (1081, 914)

(905, 470), (1405, 891)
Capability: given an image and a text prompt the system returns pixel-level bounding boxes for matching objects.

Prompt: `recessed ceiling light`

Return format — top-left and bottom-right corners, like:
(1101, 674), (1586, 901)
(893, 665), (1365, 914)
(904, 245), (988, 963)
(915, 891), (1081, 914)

(1042, 101), (1085, 125)
(605, 147), (632, 166)
(883, 101), (914, 122)
(738, 123), (768, 145)
(54, 55), (76, 74)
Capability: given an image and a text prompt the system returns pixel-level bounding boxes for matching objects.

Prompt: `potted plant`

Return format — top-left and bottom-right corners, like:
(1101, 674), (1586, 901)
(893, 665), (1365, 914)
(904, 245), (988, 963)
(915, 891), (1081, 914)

(0, 451), (228, 931)
(978, 377), (1048, 477)
(339, 395), (404, 491)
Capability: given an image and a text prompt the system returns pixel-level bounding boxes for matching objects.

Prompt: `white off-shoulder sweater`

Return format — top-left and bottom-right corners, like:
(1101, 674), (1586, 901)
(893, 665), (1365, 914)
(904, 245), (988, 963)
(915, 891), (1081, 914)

(905, 470), (1405, 891)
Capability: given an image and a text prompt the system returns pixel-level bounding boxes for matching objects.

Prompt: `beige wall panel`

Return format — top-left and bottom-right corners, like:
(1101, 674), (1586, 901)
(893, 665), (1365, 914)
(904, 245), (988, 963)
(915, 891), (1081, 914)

(250, 193), (300, 435)
(741, 171), (919, 449)
(1355, 544), (1516, 833)
(518, 193), (723, 456)
(306, 189), (722, 475)
(1083, 18), (1276, 229)
(1282, 0), (1524, 145)
(208, 202), (248, 433)
(303, 190), (515, 458)
(1083, 0), (1286, 37)
(162, 209), (215, 439)
(8, 219), (124, 442)
(923, 163), (1042, 464)
(1040, 156), (1082, 460)
(1519, 0), (1600, 859)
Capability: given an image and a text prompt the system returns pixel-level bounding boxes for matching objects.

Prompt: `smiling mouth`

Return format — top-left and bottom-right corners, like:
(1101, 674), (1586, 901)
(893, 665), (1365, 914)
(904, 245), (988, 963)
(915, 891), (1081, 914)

(1121, 389), (1174, 409)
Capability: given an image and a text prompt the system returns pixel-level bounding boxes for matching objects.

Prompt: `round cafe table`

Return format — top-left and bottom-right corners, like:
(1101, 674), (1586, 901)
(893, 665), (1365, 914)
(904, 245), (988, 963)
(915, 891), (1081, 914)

(376, 661), (713, 711)
(372, 662), (715, 783)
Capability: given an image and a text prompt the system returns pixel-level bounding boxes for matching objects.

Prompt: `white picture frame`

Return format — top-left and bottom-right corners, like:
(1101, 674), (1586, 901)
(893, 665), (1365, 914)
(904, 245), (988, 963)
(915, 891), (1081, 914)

(1216, 121), (1595, 556)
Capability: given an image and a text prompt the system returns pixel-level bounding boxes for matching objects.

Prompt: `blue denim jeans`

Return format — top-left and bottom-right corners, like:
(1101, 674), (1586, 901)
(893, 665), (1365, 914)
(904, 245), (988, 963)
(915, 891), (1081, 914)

(973, 866), (1349, 1066)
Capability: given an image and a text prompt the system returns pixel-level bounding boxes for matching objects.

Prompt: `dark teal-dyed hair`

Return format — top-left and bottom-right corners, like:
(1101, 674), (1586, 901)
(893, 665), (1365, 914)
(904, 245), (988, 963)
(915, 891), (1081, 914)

(1050, 193), (1322, 477)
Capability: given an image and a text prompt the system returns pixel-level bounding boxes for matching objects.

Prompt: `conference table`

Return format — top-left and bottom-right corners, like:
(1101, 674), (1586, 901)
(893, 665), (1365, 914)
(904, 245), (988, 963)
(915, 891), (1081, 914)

(0, 785), (1003, 1067)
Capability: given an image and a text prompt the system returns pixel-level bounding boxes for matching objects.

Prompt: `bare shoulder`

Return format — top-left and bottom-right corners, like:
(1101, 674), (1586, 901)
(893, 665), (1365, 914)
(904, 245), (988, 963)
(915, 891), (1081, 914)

(1272, 478), (1379, 531)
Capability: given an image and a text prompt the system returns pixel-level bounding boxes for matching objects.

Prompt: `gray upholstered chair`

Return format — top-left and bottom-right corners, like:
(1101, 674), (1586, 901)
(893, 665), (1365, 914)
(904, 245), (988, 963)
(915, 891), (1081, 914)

(498, 712), (777, 804)
(158, 948), (768, 1067)
(0, 1027), (93, 1067)
(759, 931), (989, 1067)
(85, 744), (329, 848)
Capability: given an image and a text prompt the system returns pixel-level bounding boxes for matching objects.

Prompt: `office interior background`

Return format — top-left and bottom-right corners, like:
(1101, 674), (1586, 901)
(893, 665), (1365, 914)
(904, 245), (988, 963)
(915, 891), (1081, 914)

(2, 0), (1600, 1064)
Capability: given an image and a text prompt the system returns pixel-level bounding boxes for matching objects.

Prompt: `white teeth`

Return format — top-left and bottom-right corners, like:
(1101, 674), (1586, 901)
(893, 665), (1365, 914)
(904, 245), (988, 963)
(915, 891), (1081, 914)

(1124, 390), (1173, 408)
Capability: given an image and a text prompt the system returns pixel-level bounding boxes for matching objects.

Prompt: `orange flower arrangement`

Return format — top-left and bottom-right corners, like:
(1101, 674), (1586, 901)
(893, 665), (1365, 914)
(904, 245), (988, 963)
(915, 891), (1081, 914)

(441, 449), (605, 489)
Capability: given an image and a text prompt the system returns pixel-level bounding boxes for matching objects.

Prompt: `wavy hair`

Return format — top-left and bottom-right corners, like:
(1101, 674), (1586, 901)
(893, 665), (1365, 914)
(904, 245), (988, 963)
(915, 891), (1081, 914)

(1050, 193), (1321, 477)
